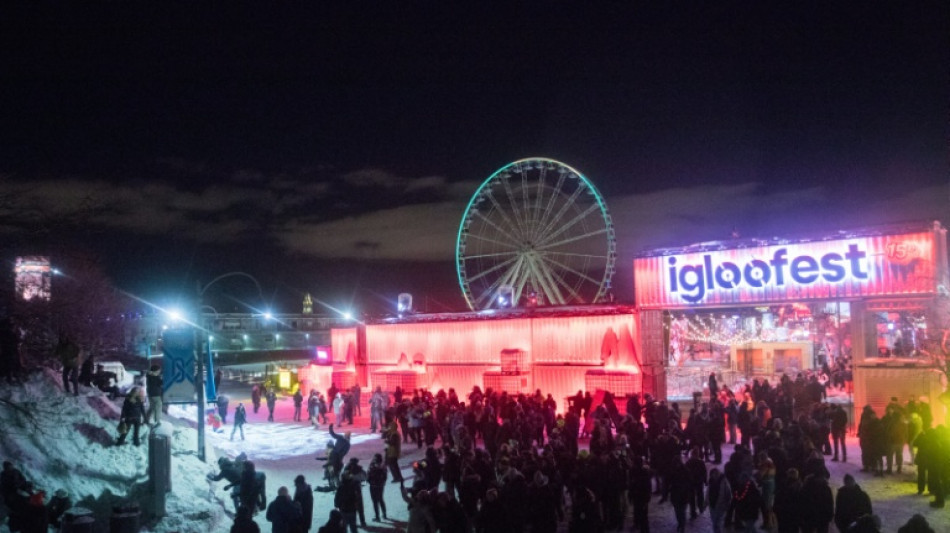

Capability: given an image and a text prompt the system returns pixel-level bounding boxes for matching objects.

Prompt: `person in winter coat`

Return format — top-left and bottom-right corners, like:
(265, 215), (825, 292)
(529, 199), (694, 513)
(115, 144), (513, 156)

(474, 488), (507, 533)
(709, 373), (719, 401)
(308, 391), (320, 427)
(706, 468), (732, 533)
(251, 385), (262, 414)
(316, 509), (345, 533)
(46, 488), (71, 528)
(332, 393), (344, 425)
(800, 473), (834, 533)
(369, 387), (387, 433)
(240, 461), (267, 514)
(317, 424), (351, 490)
(686, 446), (708, 519)
(317, 394), (329, 424)
(527, 471), (561, 533)
(383, 421), (403, 482)
(342, 458), (368, 527)
(732, 473), (761, 533)
(858, 405), (884, 475)
(218, 394), (231, 424)
(293, 389), (304, 422)
(774, 468), (803, 533)
(1, 461), (27, 508)
(831, 403), (848, 462)
(628, 456), (652, 533)
(835, 474), (873, 533)
(755, 452), (776, 529)
(20, 489), (49, 533)
(367, 454), (388, 521)
(335, 470), (362, 533)
(56, 334), (80, 395)
(209, 456), (246, 511)
(434, 491), (467, 533)
(266, 486), (302, 533)
(568, 486), (603, 533)
(293, 475), (314, 532)
(232, 403), (247, 441)
(145, 364), (164, 426)
(351, 385), (362, 417)
(898, 514), (935, 533)
(668, 455), (692, 533)
(78, 352), (94, 387)
(883, 408), (908, 474)
(231, 505), (261, 533)
(116, 386), (147, 446)
(266, 389), (277, 422)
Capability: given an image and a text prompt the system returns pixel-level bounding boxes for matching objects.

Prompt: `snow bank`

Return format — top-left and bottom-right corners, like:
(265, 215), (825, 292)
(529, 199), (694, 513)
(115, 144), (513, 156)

(0, 369), (231, 532)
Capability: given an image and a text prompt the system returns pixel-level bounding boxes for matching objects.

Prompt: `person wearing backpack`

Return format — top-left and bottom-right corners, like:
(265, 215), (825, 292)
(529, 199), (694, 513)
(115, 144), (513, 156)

(240, 461), (267, 514)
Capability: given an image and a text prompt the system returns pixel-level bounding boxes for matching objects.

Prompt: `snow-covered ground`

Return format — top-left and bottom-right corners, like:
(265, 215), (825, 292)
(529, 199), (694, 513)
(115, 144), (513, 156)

(1, 370), (949, 532)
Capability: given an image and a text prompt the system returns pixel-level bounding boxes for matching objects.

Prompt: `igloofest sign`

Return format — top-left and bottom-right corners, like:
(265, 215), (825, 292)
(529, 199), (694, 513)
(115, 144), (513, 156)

(634, 230), (942, 308)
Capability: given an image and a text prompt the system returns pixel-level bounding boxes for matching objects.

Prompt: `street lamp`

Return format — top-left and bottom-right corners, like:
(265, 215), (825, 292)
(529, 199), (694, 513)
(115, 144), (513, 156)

(194, 272), (263, 462)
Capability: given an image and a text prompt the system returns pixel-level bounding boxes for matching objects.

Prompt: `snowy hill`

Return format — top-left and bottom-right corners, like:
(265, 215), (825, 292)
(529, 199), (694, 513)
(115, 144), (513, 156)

(0, 369), (231, 533)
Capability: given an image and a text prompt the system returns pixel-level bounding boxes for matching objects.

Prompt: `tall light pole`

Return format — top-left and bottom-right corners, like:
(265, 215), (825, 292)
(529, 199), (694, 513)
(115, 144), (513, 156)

(194, 272), (263, 462)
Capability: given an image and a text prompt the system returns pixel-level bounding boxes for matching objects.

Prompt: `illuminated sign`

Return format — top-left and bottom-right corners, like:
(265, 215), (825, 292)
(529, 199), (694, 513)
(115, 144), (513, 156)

(668, 244), (868, 303)
(635, 231), (941, 308)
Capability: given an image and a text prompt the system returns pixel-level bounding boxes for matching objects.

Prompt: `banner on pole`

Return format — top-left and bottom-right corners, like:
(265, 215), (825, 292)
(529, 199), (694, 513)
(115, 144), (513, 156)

(162, 329), (196, 404)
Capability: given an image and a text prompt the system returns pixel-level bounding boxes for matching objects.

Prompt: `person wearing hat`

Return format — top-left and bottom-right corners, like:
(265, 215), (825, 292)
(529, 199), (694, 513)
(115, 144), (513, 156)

(46, 488), (72, 528)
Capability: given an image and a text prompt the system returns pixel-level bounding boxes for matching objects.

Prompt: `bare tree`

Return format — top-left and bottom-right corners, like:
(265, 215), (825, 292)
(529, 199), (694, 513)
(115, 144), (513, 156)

(12, 250), (130, 363)
(924, 295), (950, 390)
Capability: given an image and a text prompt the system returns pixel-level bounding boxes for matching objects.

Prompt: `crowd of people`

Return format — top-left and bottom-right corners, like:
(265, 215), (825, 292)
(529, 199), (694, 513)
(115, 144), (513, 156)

(202, 371), (945, 533)
(1, 461), (74, 532)
(2, 343), (947, 533)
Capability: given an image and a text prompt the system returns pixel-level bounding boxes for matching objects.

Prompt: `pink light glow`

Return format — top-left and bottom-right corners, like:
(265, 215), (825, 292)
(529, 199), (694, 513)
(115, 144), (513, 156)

(340, 312), (641, 411)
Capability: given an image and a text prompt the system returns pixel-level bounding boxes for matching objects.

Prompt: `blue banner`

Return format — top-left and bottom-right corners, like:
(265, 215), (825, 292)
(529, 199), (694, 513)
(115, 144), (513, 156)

(162, 329), (196, 403)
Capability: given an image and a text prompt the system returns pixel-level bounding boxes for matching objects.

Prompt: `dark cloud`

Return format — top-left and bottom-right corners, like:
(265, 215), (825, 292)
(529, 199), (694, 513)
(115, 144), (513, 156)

(273, 182), (949, 268)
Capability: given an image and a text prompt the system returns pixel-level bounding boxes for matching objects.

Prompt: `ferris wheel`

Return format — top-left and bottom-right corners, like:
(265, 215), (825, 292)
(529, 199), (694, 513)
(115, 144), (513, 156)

(456, 158), (617, 310)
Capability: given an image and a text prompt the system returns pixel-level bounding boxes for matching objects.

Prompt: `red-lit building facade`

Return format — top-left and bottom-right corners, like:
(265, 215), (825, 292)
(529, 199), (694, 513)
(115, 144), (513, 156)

(330, 306), (641, 409)
(634, 221), (949, 423)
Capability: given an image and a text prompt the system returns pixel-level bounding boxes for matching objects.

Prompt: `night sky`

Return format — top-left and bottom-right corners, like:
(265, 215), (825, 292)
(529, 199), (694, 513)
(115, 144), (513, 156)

(1, 5), (947, 314)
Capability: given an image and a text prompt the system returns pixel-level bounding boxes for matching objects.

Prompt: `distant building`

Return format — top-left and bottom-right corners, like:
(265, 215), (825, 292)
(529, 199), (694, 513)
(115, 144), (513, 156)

(15, 256), (51, 302)
(136, 293), (350, 369)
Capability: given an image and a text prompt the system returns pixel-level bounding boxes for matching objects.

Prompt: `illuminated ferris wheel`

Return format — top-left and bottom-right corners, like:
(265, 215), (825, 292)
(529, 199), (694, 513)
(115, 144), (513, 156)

(456, 158), (617, 310)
